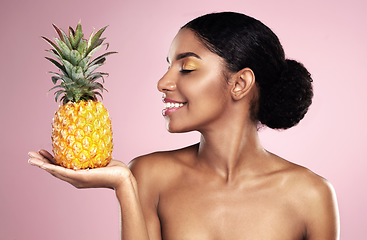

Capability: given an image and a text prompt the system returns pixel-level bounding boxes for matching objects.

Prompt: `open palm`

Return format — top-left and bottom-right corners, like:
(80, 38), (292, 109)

(28, 150), (132, 190)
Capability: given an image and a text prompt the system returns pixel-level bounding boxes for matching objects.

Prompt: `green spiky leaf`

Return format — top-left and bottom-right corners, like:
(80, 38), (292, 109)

(94, 91), (103, 100)
(71, 66), (84, 80)
(51, 76), (62, 84)
(49, 72), (73, 83)
(78, 55), (92, 70)
(52, 24), (64, 42)
(42, 36), (63, 57)
(45, 57), (67, 75)
(65, 91), (74, 103)
(53, 24), (73, 50)
(60, 59), (73, 77)
(88, 72), (108, 83)
(69, 50), (82, 65)
(61, 75), (73, 83)
(76, 78), (89, 86)
(89, 51), (117, 67)
(45, 22), (116, 103)
(89, 38), (105, 51)
(91, 82), (107, 92)
(69, 26), (75, 37)
(77, 39), (88, 57)
(86, 26), (108, 55)
(45, 49), (62, 61)
(68, 27), (76, 49)
(55, 38), (71, 61)
(92, 57), (106, 66)
(49, 84), (64, 92)
(48, 71), (63, 78)
(86, 44), (102, 59)
(54, 89), (65, 102)
(85, 63), (104, 77)
(74, 22), (83, 47)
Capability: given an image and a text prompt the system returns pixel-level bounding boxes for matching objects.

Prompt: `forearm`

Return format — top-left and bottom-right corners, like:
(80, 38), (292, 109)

(115, 175), (150, 240)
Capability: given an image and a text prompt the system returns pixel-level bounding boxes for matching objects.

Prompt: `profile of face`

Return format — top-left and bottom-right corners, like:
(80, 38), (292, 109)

(157, 29), (235, 133)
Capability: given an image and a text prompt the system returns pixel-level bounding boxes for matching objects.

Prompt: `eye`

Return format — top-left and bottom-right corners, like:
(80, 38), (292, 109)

(180, 61), (198, 74)
(180, 69), (194, 74)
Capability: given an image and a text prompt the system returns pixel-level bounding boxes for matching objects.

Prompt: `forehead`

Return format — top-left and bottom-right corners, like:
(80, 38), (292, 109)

(168, 28), (211, 62)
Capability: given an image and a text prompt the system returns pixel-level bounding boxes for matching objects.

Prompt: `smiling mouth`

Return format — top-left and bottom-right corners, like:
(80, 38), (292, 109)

(162, 98), (187, 116)
(165, 102), (185, 109)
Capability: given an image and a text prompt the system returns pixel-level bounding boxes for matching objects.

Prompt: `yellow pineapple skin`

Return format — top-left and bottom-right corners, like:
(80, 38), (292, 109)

(51, 100), (113, 169)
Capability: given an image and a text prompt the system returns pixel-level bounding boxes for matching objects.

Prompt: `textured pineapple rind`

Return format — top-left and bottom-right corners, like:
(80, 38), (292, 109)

(52, 100), (113, 169)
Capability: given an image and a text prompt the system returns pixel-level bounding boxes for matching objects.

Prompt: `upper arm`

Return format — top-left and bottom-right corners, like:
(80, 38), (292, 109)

(129, 155), (163, 240)
(303, 178), (340, 240)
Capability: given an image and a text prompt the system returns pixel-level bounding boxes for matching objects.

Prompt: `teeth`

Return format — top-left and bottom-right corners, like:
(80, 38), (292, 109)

(165, 102), (184, 108)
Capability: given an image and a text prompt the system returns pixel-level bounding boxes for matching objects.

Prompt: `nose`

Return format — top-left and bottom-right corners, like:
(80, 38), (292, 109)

(157, 71), (176, 93)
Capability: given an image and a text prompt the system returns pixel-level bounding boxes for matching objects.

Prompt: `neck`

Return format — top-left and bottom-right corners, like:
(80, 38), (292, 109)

(197, 117), (266, 182)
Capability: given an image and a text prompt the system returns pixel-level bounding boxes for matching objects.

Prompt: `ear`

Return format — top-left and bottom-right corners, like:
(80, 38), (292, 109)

(230, 68), (256, 101)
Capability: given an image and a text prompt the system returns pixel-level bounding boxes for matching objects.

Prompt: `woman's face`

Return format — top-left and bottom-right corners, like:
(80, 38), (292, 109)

(157, 28), (232, 133)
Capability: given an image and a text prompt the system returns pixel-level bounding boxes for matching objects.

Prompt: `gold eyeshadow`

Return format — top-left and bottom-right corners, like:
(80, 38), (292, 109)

(182, 60), (201, 71)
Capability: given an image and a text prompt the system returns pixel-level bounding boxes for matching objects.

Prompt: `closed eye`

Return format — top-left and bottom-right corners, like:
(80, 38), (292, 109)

(180, 69), (194, 74)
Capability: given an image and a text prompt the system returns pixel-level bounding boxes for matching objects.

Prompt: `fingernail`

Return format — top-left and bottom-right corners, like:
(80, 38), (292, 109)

(28, 159), (35, 166)
(28, 152), (37, 158)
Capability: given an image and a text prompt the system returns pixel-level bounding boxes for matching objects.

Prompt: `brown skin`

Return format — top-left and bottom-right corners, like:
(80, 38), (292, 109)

(28, 29), (339, 240)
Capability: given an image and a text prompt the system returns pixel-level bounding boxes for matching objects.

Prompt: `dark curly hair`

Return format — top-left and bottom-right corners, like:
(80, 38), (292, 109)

(182, 12), (313, 130)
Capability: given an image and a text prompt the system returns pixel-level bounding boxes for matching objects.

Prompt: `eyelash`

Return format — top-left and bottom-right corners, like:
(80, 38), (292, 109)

(165, 66), (192, 74)
(180, 69), (194, 74)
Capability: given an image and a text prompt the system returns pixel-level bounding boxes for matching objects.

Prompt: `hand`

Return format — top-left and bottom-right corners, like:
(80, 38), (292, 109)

(28, 150), (133, 190)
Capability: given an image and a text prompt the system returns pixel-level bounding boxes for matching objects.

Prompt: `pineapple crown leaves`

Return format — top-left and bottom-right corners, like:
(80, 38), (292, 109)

(43, 21), (117, 104)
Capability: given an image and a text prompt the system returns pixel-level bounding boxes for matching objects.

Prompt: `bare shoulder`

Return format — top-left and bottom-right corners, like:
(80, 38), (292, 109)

(269, 154), (336, 204)
(273, 155), (339, 239)
(279, 159), (337, 204)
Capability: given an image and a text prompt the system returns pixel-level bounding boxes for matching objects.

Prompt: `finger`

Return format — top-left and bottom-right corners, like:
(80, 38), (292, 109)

(46, 166), (101, 189)
(28, 152), (97, 188)
(39, 149), (57, 164)
(28, 152), (87, 181)
(30, 161), (84, 186)
(42, 163), (88, 181)
(28, 157), (50, 169)
(28, 151), (44, 160)
(28, 151), (54, 166)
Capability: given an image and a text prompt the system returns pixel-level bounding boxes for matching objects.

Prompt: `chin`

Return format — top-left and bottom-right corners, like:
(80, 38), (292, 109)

(166, 122), (193, 134)
(166, 127), (191, 134)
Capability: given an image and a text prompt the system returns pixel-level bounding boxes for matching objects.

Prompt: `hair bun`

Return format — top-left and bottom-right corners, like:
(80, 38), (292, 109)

(258, 59), (313, 130)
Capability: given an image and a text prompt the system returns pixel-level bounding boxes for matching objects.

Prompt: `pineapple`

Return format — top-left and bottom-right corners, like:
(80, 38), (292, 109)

(43, 22), (116, 169)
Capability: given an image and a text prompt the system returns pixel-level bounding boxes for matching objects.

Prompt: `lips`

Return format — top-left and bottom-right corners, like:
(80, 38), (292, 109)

(162, 97), (187, 116)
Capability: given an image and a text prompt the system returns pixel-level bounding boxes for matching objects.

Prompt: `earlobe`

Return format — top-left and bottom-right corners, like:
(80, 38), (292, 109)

(231, 68), (255, 100)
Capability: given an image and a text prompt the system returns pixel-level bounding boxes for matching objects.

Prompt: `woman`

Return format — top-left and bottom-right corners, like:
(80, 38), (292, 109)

(29, 12), (339, 240)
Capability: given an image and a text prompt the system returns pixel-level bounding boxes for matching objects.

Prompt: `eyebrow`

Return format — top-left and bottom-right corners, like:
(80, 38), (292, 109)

(166, 52), (201, 63)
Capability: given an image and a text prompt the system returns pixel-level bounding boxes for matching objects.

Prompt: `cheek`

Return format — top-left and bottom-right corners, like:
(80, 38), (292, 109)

(192, 71), (228, 103)
(184, 72), (229, 117)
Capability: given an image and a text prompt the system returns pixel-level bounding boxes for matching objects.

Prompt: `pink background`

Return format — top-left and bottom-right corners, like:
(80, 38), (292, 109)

(1, 0), (366, 239)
